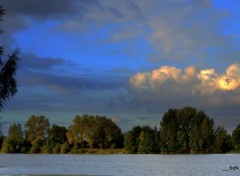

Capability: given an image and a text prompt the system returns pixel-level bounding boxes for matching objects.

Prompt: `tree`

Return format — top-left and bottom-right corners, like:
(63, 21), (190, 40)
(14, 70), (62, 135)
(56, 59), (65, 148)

(1, 123), (24, 153)
(124, 125), (158, 154)
(42, 125), (67, 153)
(67, 114), (123, 151)
(213, 126), (231, 153)
(232, 124), (240, 151)
(138, 126), (155, 154)
(48, 125), (67, 145)
(25, 115), (50, 153)
(177, 106), (198, 153)
(0, 5), (19, 111)
(159, 107), (215, 153)
(124, 131), (136, 153)
(189, 110), (215, 153)
(124, 126), (142, 153)
(159, 108), (178, 153)
(152, 126), (160, 153)
(67, 115), (95, 149)
(93, 116), (123, 149)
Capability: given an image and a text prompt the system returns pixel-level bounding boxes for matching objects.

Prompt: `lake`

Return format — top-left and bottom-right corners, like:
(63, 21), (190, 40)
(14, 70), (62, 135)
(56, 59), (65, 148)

(0, 154), (240, 176)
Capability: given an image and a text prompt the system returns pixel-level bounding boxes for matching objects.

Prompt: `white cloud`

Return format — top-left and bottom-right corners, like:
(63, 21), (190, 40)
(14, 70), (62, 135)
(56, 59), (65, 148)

(226, 63), (240, 81)
(127, 63), (240, 129)
(216, 76), (239, 91)
(217, 63), (240, 91)
(130, 63), (240, 96)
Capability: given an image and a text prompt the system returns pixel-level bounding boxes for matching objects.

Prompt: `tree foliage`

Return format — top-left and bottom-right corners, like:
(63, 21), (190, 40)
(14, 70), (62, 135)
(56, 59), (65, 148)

(0, 107), (239, 154)
(124, 125), (159, 154)
(213, 126), (231, 153)
(232, 124), (240, 151)
(0, 5), (19, 111)
(25, 115), (50, 152)
(160, 107), (215, 153)
(1, 123), (24, 153)
(67, 114), (123, 151)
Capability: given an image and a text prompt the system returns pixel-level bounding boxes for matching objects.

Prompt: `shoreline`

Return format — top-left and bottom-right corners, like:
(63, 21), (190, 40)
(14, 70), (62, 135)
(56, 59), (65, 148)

(1, 149), (240, 155)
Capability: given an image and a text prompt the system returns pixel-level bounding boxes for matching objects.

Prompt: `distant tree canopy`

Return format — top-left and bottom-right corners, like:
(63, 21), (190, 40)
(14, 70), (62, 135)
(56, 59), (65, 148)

(25, 115), (50, 153)
(124, 106), (237, 154)
(67, 114), (123, 150)
(159, 107), (215, 153)
(2, 123), (24, 153)
(0, 107), (240, 154)
(124, 126), (159, 154)
(0, 4), (19, 111)
(232, 124), (240, 151)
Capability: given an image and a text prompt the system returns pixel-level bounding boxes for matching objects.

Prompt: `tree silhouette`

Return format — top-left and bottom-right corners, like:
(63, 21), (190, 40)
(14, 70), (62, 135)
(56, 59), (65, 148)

(0, 5), (19, 111)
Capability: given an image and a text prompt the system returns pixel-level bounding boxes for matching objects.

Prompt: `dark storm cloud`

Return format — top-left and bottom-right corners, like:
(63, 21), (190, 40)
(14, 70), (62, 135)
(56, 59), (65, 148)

(19, 52), (65, 70)
(3, 0), (98, 19)
(20, 71), (127, 93)
(0, 0), (100, 34)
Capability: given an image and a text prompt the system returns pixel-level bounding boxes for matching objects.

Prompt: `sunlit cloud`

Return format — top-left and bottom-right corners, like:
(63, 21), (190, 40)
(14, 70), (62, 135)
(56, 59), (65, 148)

(130, 63), (240, 95)
(216, 63), (240, 91)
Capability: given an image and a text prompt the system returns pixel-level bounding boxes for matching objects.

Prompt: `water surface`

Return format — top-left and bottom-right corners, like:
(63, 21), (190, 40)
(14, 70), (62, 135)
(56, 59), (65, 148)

(0, 154), (240, 176)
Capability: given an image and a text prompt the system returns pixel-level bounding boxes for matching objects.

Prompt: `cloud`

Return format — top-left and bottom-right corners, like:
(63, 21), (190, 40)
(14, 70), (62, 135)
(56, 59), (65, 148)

(3, 0), (240, 67)
(127, 63), (240, 131)
(19, 52), (66, 71)
(19, 70), (127, 94)
(129, 63), (240, 115)
(3, 0), (95, 19)
(2, 0), (99, 35)
(227, 63), (240, 80)
(130, 63), (240, 95)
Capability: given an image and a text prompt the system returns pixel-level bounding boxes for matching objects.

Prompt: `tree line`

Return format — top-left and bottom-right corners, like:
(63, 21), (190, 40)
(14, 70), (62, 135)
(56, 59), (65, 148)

(124, 107), (237, 154)
(0, 106), (240, 154)
(0, 114), (123, 153)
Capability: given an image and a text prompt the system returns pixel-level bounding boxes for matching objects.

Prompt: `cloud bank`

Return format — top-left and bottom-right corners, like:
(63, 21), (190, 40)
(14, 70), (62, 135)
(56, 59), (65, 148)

(129, 63), (240, 115)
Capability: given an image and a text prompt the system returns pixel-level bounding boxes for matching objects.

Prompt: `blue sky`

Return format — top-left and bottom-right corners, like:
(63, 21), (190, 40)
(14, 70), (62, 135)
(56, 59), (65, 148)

(1, 0), (240, 132)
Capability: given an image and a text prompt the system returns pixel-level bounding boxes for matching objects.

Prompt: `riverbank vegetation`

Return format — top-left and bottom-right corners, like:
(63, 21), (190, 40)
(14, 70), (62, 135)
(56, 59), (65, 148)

(0, 106), (240, 154)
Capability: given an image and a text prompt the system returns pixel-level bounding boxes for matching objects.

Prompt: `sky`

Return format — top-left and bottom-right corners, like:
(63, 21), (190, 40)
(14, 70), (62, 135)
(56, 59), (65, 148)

(0, 0), (240, 132)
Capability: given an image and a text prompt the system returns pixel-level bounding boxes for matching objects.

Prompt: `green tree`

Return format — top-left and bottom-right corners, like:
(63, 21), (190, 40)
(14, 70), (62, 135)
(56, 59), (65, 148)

(43, 125), (67, 153)
(124, 126), (142, 153)
(152, 126), (160, 153)
(189, 110), (214, 153)
(0, 5), (19, 111)
(67, 114), (123, 150)
(177, 106), (198, 153)
(60, 142), (70, 154)
(124, 125), (159, 154)
(159, 107), (215, 153)
(25, 115), (50, 153)
(1, 123), (24, 153)
(52, 143), (61, 154)
(159, 108), (178, 153)
(138, 126), (155, 154)
(232, 124), (240, 151)
(94, 116), (123, 149)
(67, 115), (95, 149)
(213, 126), (231, 153)
(80, 114), (96, 148)
(48, 125), (67, 145)
(124, 131), (136, 153)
